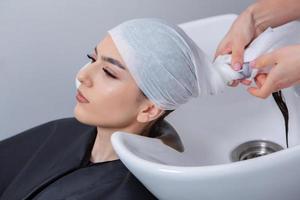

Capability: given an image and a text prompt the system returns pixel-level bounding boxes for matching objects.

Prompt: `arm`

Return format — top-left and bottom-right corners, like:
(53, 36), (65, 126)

(251, 0), (300, 32)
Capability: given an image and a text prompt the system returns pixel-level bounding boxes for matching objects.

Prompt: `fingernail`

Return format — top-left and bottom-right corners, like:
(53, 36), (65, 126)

(227, 80), (234, 86)
(250, 60), (256, 68)
(225, 47), (231, 53)
(233, 63), (241, 71)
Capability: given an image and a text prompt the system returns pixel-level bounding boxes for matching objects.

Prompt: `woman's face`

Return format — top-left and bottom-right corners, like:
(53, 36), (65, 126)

(74, 35), (151, 129)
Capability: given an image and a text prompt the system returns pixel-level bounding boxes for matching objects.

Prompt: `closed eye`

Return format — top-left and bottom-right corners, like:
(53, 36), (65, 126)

(103, 68), (117, 79)
(87, 54), (117, 79)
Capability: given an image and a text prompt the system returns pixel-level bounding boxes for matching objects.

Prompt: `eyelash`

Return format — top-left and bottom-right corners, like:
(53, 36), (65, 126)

(86, 54), (117, 79)
(87, 54), (96, 63)
(103, 68), (117, 79)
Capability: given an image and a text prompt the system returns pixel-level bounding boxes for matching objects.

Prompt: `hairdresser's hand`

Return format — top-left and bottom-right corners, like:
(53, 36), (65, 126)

(247, 45), (300, 99)
(214, 6), (264, 87)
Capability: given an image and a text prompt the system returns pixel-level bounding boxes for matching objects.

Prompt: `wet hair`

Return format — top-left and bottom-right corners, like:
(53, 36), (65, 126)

(272, 91), (289, 148)
(138, 89), (175, 137)
(148, 109), (175, 137)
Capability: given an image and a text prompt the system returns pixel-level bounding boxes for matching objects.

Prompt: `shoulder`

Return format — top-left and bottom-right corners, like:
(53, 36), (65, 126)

(1, 117), (94, 145)
(40, 117), (96, 139)
(38, 117), (94, 133)
(45, 117), (90, 128)
(47, 117), (93, 131)
(0, 117), (93, 194)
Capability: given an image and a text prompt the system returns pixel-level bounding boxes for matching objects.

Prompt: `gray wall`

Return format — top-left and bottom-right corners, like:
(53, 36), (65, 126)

(0, 0), (254, 140)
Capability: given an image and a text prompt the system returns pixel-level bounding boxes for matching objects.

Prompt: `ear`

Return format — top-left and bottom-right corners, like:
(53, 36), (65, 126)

(137, 103), (164, 123)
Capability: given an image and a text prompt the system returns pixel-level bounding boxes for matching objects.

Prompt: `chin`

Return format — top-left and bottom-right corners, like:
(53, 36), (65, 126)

(73, 106), (94, 126)
(74, 106), (107, 127)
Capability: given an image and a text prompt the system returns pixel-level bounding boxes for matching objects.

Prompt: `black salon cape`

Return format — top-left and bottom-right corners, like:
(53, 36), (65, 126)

(0, 117), (158, 200)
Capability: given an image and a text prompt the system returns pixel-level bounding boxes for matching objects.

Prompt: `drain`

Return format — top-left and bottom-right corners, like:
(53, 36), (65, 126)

(231, 140), (284, 162)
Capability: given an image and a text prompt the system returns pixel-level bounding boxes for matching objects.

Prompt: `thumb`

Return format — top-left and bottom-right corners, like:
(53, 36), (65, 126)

(250, 51), (277, 69)
(231, 39), (246, 71)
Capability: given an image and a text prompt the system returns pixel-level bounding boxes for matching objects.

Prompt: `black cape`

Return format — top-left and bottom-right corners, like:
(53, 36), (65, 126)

(0, 117), (158, 200)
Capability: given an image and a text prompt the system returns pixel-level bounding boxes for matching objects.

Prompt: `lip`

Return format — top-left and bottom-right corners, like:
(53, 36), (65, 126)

(76, 90), (90, 103)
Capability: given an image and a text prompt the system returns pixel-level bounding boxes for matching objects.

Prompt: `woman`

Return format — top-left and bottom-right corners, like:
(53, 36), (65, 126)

(0, 18), (207, 200)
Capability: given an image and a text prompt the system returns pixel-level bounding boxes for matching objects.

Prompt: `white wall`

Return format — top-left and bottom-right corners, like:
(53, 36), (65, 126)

(0, 0), (254, 140)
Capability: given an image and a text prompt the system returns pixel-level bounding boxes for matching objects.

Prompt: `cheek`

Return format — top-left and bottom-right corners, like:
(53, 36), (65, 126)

(96, 80), (134, 104)
(90, 80), (141, 125)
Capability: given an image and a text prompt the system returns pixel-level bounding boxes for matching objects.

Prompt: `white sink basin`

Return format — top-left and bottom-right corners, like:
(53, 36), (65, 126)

(111, 14), (300, 200)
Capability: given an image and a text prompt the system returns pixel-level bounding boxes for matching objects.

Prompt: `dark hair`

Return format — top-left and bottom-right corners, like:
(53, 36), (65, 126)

(272, 91), (289, 148)
(139, 89), (175, 137)
(148, 109), (174, 136)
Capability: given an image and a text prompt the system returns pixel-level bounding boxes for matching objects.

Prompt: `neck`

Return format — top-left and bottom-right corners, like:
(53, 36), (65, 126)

(90, 122), (149, 163)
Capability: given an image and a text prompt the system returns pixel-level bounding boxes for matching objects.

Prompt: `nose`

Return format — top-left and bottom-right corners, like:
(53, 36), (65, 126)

(76, 62), (93, 88)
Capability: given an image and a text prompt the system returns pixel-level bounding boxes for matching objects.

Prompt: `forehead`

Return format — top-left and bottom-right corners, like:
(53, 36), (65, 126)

(97, 35), (125, 64)
(97, 35), (139, 81)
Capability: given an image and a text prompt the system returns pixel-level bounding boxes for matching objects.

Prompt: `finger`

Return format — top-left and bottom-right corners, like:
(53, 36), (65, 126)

(250, 52), (277, 69)
(247, 74), (276, 99)
(231, 40), (245, 71)
(240, 79), (252, 85)
(253, 74), (267, 88)
(227, 80), (239, 87)
(214, 42), (232, 59)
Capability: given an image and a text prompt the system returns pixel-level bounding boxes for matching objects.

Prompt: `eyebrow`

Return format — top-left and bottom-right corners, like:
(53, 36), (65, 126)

(94, 46), (126, 70)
